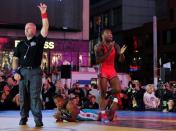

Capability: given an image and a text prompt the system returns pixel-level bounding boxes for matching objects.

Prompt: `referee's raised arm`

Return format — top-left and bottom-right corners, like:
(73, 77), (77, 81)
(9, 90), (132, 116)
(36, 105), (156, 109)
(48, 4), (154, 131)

(38, 3), (49, 37)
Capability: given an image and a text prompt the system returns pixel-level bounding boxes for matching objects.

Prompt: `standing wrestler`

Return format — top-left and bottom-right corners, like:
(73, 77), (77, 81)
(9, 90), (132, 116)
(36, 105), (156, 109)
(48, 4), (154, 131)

(12, 3), (49, 127)
(94, 29), (127, 121)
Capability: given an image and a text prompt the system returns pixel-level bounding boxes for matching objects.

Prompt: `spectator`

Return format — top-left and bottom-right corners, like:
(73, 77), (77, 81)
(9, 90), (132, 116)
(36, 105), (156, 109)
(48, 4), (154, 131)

(163, 99), (176, 112)
(42, 77), (56, 109)
(0, 75), (7, 92)
(51, 69), (60, 84)
(83, 84), (91, 98)
(55, 79), (65, 95)
(87, 95), (99, 109)
(143, 84), (160, 111)
(89, 84), (99, 103)
(69, 82), (85, 100)
(132, 80), (145, 111)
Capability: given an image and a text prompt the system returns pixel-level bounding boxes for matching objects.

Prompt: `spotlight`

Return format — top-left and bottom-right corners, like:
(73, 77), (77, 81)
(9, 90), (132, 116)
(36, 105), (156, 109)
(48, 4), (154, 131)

(62, 26), (68, 30)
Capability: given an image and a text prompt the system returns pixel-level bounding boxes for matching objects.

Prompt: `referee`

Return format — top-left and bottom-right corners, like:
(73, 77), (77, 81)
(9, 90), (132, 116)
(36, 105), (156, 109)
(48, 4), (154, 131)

(12, 3), (49, 127)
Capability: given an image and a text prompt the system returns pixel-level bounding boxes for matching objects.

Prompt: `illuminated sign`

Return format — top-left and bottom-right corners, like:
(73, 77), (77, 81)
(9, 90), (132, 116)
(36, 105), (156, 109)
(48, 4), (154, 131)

(129, 65), (140, 72)
(15, 40), (21, 47)
(44, 41), (54, 49)
(15, 40), (55, 49)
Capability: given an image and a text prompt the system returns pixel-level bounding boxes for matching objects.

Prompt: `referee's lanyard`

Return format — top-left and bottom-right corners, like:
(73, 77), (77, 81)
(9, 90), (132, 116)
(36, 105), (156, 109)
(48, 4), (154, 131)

(24, 42), (30, 60)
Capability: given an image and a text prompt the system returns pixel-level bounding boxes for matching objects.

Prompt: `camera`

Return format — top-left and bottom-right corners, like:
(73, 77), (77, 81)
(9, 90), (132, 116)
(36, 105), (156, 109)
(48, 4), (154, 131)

(172, 83), (176, 88)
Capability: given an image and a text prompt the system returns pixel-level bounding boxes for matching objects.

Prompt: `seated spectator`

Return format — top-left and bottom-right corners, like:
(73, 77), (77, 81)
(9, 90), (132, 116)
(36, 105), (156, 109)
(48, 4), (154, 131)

(83, 84), (91, 98)
(163, 99), (176, 112)
(155, 82), (170, 110)
(143, 84), (160, 111)
(51, 68), (60, 84)
(0, 75), (7, 92)
(75, 95), (83, 109)
(42, 77), (56, 109)
(89, 84), (100, 103)
(12, 94), (20, 110)
(0, 89), (15, 110)
(69, 82), (85, 100)
(0, 92), (8, 110)
(86, 95), (99, 109)
(55, 79), (65, 95)
(3, 86), (10, 97)
(7, 78), (19, 102)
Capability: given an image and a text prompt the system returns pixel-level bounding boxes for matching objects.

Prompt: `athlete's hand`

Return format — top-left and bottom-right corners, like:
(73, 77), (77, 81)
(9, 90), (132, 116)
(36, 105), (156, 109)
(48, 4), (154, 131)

(120, 45), (127, 54)
(38, 3), (47, 14)
(53, 111), (61, 120)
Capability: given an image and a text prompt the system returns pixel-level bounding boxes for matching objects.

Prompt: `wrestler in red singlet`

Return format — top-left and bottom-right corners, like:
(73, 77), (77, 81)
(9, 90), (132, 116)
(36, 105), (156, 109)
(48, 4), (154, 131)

(94, 29), (127, 122)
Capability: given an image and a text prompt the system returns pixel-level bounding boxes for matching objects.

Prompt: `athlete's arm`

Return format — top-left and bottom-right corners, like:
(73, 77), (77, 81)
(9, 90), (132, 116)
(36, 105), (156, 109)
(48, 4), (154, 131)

(66, 101), (80, 122)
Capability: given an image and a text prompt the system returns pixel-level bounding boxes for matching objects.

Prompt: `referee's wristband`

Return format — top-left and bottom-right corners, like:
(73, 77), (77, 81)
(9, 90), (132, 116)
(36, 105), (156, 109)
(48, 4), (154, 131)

(12, 69), (17, 75)
(41, 12), (48, 19)
(12, 68), (20, 75)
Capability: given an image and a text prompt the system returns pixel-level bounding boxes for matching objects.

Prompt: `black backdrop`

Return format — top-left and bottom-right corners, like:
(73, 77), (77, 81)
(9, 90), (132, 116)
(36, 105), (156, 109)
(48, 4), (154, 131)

(0, 0), (83, 31)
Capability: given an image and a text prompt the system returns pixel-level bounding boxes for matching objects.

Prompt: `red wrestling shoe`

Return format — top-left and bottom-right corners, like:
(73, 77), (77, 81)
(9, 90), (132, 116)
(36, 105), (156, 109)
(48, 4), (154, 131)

(101, 111), (109, 123)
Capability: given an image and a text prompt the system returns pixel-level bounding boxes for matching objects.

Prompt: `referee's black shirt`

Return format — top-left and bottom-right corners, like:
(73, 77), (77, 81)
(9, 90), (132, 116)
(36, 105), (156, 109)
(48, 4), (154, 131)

(13, 34), (46, 68)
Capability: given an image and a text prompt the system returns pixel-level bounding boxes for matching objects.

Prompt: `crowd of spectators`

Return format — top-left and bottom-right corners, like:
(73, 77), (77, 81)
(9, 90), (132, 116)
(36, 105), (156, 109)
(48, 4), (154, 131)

(1, 69), (176, 113)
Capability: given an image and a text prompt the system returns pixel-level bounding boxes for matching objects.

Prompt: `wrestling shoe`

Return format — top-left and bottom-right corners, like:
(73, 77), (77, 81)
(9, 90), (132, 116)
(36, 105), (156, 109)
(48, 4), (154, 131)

(100, 111), (109, 123)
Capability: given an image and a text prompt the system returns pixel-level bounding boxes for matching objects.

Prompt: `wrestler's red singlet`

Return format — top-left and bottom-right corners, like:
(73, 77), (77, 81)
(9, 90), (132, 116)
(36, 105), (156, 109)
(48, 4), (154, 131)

(99, 44), (117, 80)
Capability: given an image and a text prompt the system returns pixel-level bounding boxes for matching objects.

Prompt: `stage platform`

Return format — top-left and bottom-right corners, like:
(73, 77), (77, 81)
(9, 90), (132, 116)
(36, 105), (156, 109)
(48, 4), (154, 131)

(0, 110), (176, 131)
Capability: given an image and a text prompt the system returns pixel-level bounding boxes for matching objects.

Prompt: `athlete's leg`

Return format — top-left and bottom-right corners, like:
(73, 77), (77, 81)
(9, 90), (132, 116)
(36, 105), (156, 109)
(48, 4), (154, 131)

(110, 76), (121, 95)
(77, 110), (98, 121)
(106, 76), (121, 121)
(98, 77), (108, 110)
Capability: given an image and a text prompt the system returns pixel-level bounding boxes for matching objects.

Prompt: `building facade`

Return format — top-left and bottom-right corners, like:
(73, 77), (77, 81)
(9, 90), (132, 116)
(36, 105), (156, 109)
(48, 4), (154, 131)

(121, 0), (176, 82)
(90, 0), (176, 83)
(0, 0), (89, 72)
(90, 0), (155, 79)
